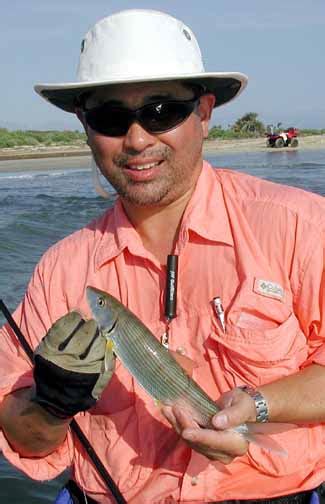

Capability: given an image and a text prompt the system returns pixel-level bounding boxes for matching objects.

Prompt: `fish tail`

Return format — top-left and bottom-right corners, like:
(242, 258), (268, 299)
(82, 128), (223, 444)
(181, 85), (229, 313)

(244, 432), (287, 456)
(242, 422), (297, 456)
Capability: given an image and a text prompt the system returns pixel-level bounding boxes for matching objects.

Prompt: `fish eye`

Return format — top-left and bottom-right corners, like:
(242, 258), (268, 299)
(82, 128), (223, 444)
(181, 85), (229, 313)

(97, 296), (106, 308)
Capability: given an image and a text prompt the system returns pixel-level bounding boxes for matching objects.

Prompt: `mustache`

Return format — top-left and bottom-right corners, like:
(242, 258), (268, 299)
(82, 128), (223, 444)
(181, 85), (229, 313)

(113, 147), (171, 167)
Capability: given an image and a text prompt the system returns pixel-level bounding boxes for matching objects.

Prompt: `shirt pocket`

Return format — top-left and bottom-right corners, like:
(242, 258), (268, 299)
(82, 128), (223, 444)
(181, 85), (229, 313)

(206, 278), (308, 387)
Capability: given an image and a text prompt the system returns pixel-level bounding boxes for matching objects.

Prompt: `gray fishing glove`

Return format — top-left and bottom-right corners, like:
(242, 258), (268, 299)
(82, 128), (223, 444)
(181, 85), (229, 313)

(32, 311), (115, 419)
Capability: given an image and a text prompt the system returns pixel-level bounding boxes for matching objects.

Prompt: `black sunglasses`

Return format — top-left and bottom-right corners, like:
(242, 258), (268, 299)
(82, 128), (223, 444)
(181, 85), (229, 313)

(83, 97), (199, 137)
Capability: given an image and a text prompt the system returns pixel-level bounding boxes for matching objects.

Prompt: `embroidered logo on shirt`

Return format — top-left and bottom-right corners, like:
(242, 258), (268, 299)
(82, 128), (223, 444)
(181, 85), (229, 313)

(254, 278), (285, 301)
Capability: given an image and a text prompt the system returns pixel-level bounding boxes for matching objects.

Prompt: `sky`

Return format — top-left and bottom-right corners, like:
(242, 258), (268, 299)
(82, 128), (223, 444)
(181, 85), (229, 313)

(1, 0), (324, 131)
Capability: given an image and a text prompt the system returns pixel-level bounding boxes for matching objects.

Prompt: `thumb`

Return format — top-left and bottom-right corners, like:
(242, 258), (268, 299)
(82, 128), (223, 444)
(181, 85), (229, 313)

(213, 391), (253, 430)
(212, 406), (240, 430)
(91, 347), (116, 401)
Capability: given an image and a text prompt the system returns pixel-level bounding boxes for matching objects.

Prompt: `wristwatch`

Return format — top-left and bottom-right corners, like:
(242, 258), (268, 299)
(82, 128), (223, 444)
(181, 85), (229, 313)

(239, 385), (269, 423)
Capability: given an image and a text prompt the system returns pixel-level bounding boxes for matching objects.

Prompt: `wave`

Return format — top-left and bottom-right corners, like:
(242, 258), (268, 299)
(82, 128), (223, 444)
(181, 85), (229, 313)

(0, 167), (89, 181)
(0, 172), (37, 180)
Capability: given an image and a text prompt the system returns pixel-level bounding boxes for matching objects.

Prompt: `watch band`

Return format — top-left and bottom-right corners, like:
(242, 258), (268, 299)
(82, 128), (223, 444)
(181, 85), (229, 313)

(239, 385), (269, 423)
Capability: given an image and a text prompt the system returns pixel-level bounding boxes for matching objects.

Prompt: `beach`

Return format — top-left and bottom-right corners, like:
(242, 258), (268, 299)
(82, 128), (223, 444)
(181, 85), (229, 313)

(204, 133), (325, 154)
(0, 134), (324, 173)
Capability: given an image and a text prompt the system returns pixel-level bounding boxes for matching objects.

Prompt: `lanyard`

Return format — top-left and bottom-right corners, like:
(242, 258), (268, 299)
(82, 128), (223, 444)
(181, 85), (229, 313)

(161, 254), (179, 349)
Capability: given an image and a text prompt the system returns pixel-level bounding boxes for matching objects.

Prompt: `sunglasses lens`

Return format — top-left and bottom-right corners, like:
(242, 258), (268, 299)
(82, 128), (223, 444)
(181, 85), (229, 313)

(140, 101), (195, 133)
(86, 105), (131, 136)
(85, 99), (196, 137)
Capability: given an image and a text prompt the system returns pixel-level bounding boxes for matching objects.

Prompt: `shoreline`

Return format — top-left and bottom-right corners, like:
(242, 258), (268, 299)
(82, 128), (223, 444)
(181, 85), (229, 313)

(203, 134), (325, 154)
(0, 135), (324, 174)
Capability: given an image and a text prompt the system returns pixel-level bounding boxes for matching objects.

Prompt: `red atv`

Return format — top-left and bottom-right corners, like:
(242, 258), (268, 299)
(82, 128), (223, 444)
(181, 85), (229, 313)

(266, 127), (299, 148)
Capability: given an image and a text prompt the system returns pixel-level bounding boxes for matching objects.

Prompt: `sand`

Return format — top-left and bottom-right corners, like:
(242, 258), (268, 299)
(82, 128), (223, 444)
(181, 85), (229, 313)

(0, 155), (92, 174)
(0, 135), (324, 173)
(204, 134), (325, 154)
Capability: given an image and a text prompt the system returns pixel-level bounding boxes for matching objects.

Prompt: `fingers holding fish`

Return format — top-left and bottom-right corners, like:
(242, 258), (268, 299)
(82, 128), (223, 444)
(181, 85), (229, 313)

(163, 404), (248, 464)
(213, 388), (257, 430)
(161, 405), (199, 435)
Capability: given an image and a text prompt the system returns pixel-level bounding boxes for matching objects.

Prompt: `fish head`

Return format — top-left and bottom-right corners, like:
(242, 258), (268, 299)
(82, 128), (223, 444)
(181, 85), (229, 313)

(86, 286), (122, 335)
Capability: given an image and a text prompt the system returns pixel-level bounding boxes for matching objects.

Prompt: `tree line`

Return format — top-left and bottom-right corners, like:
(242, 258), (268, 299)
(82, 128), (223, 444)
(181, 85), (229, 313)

(0, 114), (324, 148)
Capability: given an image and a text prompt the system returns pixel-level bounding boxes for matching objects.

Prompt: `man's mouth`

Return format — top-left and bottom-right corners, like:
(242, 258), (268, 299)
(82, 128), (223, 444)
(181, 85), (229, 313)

(125, 160), (163, 171)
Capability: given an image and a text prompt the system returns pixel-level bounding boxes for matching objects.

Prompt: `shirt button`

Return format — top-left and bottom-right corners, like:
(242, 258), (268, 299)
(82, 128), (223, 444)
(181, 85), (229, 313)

(176, 346), (186, 355)
(191, 476), (199, 486)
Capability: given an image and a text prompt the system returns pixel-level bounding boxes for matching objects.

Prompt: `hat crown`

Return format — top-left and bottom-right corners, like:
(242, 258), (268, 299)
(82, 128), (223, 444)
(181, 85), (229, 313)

(77, 9), (205, 83)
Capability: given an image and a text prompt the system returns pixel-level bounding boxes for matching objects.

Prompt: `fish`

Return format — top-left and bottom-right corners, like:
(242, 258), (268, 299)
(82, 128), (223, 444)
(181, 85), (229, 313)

(87, 286), (295, 454)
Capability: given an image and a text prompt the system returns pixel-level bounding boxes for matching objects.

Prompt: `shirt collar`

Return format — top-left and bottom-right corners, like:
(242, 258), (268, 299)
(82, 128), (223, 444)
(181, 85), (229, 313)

(95, 199), (148, 269)
(95, 160), (233, 269)
(180, 161), (234, 247)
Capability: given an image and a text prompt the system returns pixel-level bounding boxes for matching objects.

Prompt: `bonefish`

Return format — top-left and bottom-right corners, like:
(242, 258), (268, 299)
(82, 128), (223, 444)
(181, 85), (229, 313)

(87, 286), (294, 454)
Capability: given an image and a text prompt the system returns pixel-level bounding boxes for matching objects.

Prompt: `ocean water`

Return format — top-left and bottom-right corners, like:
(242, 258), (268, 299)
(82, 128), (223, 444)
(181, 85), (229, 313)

(0, 148), (324, 502)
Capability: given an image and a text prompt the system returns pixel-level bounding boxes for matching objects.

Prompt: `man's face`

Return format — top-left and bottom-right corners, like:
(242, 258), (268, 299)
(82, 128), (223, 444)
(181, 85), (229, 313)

(81, 81), (214, 207)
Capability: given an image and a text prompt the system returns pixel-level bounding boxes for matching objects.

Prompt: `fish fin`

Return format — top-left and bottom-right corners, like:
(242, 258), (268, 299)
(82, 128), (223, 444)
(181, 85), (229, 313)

(244, 432), (288, 456)
(104, 340), (115, 372)
(242, 422), (298, 456)
(246, 422), (297, 435)
(169, 350), (197, 377)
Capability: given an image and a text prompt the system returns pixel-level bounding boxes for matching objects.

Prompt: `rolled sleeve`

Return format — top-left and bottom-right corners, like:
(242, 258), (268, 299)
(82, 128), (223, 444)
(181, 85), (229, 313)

(0, 428), (74, 481)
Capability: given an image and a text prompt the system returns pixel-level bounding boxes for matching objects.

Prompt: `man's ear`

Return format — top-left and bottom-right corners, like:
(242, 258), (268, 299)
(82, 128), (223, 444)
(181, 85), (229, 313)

(197, 94), (215, 138)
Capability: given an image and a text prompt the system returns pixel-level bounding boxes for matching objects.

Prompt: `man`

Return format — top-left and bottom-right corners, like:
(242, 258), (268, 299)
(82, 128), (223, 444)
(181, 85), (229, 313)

(0, 8), (325, 504)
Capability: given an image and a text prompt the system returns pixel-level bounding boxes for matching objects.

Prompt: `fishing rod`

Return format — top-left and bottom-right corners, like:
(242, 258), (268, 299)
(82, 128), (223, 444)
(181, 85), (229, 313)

(0, 299), (126, 504)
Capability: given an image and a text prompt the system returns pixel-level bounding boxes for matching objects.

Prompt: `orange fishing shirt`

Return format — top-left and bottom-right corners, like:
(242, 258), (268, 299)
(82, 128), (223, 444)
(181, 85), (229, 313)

(0, 162), (325, 503)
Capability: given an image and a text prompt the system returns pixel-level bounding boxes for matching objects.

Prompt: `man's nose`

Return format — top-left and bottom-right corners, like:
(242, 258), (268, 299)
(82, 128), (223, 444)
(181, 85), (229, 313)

(123, 121), (156, 152)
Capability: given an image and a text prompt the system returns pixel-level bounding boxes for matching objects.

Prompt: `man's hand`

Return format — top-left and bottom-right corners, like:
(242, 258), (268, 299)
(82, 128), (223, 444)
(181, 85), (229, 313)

(33, 311), (115, 419)
(162, 388), (256, 464)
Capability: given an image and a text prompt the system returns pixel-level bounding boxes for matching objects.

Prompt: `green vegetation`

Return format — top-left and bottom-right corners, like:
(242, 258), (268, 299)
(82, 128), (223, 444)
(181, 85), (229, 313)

(298, 128), (325, 136)
(207, 113), (325, 140)
(0, 128), (86, 148)
(0, 117), (324, 148)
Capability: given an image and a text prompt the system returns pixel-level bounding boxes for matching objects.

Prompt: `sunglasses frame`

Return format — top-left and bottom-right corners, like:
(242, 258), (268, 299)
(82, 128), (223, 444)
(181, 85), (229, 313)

(83, 96), (200, 137)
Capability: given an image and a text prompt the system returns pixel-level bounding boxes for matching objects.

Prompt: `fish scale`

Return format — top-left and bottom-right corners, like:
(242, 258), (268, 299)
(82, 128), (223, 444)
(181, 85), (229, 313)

(116, 317), (192, 403)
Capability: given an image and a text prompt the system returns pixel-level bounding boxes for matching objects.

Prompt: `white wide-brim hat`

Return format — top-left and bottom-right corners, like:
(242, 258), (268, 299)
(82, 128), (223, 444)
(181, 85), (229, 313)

(35, 9), (248, 113)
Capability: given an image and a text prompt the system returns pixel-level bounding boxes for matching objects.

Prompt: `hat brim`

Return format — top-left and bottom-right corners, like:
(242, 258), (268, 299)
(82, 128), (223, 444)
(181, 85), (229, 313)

(34, 72), (247, 113)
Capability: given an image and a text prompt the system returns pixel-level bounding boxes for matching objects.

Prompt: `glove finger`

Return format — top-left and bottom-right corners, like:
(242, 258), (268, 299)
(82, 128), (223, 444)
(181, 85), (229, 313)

(34, 311), (84, 357)
(46, 311), (84, 346)
(35, 314), (100, 364)
(65, 318), (99, 356)
(81, 328), (111, 364)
